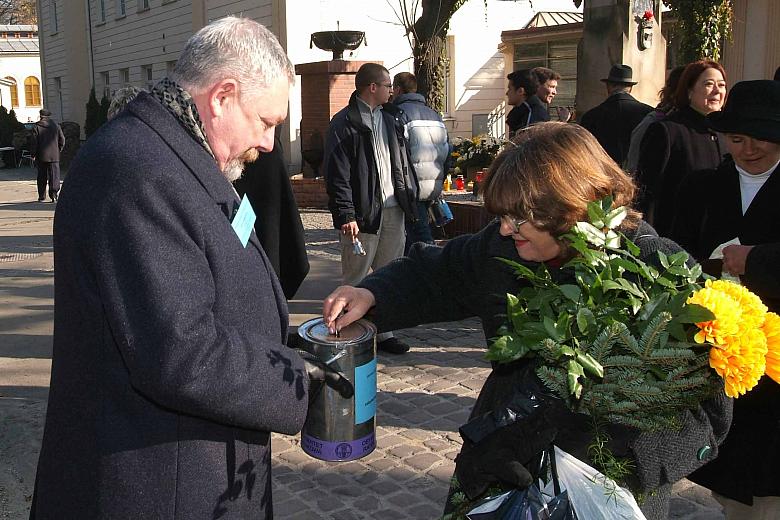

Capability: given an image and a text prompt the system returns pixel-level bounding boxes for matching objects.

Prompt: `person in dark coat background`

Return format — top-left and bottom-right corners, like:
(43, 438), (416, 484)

(234, 136), (309, 299)
(580, 64), (653, 167)
(672, 80), (780, 518)
(636, 59), (727, 236)
(29, 17), (352, 519)
(322, 123), (732, 520)
(30, 109), (65, 202)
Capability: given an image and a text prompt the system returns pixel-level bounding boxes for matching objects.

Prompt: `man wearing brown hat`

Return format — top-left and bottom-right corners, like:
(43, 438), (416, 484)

(31, 108), (65, 202)
(580, 64), (653, 166)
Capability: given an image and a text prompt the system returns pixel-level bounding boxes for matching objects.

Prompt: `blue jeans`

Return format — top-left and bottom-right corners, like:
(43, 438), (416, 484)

(404, 201), (434, 254)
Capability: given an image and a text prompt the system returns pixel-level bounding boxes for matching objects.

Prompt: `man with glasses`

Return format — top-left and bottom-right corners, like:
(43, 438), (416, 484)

(324, 62), (418, 354)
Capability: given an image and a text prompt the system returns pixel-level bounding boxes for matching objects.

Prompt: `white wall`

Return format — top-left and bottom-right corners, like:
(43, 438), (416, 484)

(0, 54), (44, 123)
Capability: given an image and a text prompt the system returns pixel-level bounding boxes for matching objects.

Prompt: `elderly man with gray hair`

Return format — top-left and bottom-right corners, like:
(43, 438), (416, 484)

(29, 17), (347, 519)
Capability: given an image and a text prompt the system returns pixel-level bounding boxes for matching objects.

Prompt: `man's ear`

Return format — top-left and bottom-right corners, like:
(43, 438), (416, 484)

(207, 78), (239, 118)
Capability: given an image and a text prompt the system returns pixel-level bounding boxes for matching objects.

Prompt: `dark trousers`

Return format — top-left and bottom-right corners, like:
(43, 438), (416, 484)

(37, 161), (61, 200)
(404, 200), (434, 254)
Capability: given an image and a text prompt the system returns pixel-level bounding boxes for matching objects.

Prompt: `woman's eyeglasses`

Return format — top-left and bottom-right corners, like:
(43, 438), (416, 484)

(501, 215), (528, 234)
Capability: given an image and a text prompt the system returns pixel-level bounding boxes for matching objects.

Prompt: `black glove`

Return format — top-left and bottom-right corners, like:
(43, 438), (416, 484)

(455, 406), (559, 500)
(296, 350), (354, 405)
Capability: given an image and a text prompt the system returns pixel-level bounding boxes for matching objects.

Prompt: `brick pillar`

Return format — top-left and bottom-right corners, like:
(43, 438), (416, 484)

(295, 60), (380, 178)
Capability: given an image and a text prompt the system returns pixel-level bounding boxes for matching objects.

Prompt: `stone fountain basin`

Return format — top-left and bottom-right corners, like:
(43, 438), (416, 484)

(310, 30), (365, 54)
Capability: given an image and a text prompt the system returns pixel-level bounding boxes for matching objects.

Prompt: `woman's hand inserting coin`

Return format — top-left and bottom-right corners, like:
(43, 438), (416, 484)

(323, 286), (376, 334)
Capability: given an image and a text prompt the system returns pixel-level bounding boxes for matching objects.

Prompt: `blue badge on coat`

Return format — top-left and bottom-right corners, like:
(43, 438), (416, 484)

(231, 195), (256, 248)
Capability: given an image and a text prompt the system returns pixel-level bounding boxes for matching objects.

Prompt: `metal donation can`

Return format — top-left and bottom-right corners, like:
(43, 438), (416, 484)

(297, 317), (377, 461)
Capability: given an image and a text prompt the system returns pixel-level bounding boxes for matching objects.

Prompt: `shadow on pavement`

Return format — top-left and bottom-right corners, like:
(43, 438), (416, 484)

(0, 385), (50, 400)
(0, 334), (53, 359)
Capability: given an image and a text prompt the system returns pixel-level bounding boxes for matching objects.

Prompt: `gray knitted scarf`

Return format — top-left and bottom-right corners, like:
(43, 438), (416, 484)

(151, 77), (214, 158)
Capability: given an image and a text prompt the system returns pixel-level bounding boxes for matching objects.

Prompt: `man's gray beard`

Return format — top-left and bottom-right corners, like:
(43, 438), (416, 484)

(222, 148), (260, 182)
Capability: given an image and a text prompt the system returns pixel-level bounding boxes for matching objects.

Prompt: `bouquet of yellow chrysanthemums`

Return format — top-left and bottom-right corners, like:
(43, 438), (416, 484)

(689, 279), (780, 397)
(488, 198), (780, 436)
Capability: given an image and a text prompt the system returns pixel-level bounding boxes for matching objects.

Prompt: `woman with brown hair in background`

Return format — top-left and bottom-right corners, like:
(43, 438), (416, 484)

(636, 60), (727, 237)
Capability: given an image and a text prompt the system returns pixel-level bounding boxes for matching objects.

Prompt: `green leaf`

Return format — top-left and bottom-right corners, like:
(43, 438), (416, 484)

(576, 350), (605, 378)
(587, 202), (606, 228)
(543, 316), (564, 341)
(610, 257), (639, 274)
(576, 307), (595, 334)
(603, 206), (628, 229)
(655, 276), (677, 289)
(567, 359), (585, 399)
(657, 250), (670, 269)
(559, 284), (581, 302)
(676, 303), (716, 323)
(638, 293), (670, 322)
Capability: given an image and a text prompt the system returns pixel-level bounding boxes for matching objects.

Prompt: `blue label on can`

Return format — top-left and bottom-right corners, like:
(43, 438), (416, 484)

(354, 358), (376, 424)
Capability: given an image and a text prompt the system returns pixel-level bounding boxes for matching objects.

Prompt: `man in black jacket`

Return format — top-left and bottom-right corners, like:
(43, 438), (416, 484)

(505, 69), (546, 137)
(323, 63), (418, 354)
(31, 109), (65, 202)
(580, 64), (653, 166)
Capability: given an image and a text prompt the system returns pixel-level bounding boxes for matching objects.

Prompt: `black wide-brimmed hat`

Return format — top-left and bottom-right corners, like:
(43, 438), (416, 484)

(707, 80), (780, 143)
(39, 109), (51, 117)
(601, 64), (637, 85)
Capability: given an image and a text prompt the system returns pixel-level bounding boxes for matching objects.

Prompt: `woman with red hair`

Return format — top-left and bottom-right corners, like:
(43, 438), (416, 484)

(637, 60), (727, 237)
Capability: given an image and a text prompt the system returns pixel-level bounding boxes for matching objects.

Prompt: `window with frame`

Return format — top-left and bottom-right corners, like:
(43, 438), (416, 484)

(166, 60), (177, 75)
(5, 77), (18, 108)
(24, 76), (42, 106)
(51, 1), (59, 33)
(119, 68), (130, 86)
(140, 0), (150, 10)
(55, 77), (63, 118)
(142, 64), (154, 89)
(101, 71), (111, 98)
(116, 0), (126, 17)
(512, 38), (578, 117)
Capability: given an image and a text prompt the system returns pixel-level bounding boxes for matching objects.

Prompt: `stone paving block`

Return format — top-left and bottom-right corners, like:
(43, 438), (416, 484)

(423, 380), (459, 393)
(444, 449), (460, 461)
(331, 484), (366, 498)
(367, 458), (398, 472)
(388, 444), (424, 459)
(426, 462), (456, 483)
(368, 479), (403, 495)
(376, 434), (407, 449)
(379, 399), (415, 417)
(315, 472), (349, 487)
(352, 495), (380, 511)
(312, 499), (347, 516)
(408, 502), (447, 519)
(423, 438), (452, 451)
(386, 491), (425, 507)
(288, 479), (315, 492)
(329, 509), (365, 520)
(379, 380), (413, 392)
(275, 472), (303, 484)
(385, 466), (417, 482)
(405, 452), (443, 471)
(273, 497), (311, 515)
(373, 509), (407, 520)
(354, 470), (380, 485)
(423, 400), (463, 415)
(278, 448), (311, 465)
(399, 428), (435, 442)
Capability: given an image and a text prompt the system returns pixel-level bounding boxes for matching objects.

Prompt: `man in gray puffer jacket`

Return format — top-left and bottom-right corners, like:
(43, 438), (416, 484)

(392, 73), (451, 252)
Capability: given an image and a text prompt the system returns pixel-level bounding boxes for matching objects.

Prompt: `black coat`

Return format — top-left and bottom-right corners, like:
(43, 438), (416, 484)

(506, 95), (549, 136)
(358, 220), (732, 520)
(637, 106), (723, 237)
(672, 157), (780, 504)
(234, 139), (310, 299)
(580, 92), (653, 166)
(323, 91), (417, 234)
(30, 92), (310, 519)
(31, 116), (65, 163)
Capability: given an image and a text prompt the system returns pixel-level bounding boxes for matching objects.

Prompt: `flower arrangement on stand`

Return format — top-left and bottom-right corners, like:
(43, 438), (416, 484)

(450, 135), (501, 180)
(485, 198), (779, 488)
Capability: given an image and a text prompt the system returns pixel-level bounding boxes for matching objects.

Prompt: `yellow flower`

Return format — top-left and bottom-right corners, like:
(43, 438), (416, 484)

(451, 152), (461, 158)
(710, 328), (768, 397)
(687, 282), (742, 345)
(763, 312), (780, 384)
(708, 279), (767, 331)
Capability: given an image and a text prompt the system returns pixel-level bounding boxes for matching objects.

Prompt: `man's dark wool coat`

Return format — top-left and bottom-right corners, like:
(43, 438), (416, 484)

(579, 91), (653, 167)
(30, 92), (310, 519)
(672, 157), (780, 504)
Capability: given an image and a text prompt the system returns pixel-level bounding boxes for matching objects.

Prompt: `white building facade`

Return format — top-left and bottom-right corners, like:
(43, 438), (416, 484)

(36, 0), (576, 170)
(0, 24), (43, 123)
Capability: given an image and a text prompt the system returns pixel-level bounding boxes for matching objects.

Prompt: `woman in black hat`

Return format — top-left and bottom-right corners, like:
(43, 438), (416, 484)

(672, 79), (780, 519)
(636, 59), (727, 237)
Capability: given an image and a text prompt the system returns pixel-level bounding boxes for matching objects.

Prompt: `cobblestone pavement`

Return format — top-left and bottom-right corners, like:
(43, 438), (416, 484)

(271, 211), (726, 520)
